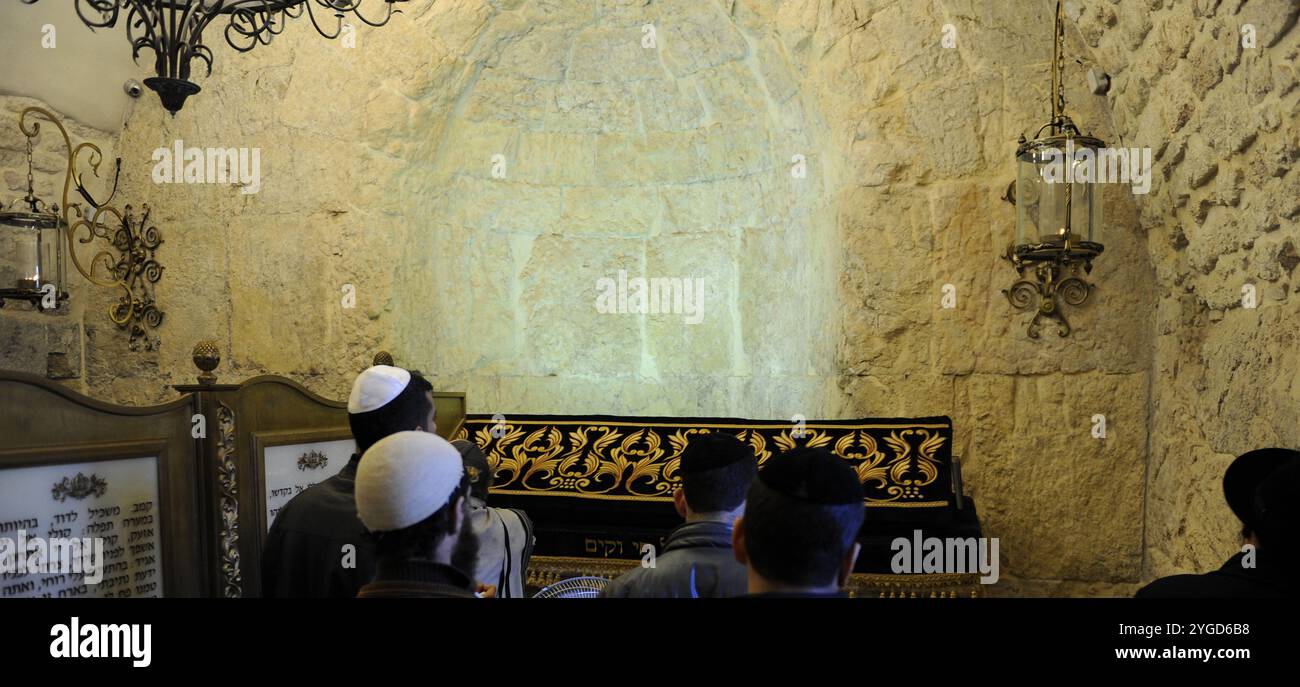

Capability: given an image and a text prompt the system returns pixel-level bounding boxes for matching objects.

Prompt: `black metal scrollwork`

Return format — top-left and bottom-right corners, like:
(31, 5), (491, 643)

(107, 205), (165, 350)
(21, 1), (405, 112)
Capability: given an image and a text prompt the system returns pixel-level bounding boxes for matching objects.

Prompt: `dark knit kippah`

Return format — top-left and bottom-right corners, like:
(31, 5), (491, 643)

(680, 432), (756, 474)
(758, 447), (863, 505)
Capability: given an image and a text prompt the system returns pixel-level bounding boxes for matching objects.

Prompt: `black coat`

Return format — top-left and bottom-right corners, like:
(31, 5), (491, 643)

(261, 455), (375, 598)
(1135, 551), (1295, 598)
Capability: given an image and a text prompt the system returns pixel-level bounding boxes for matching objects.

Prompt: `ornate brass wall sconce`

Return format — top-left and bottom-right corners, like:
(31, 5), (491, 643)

(1002, 1), (1105, 338)
(0, 107), (165, 348)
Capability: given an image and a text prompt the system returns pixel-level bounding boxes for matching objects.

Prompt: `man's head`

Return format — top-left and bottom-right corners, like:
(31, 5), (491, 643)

(675, 432), (758, 520)
(453, 439), (493, 503)
(356, 431), (478, 573)
(1224, 447), (1300, 542)
(347, 365), (435, 455)
(734, 447), (864, 592)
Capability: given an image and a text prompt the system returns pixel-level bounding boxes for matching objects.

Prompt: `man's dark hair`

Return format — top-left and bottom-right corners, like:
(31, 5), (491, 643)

(368, 472), (471, 562)
(349, 370), (433, 455)
(743, 448), (865, 587)
(680, 434), (758, 513)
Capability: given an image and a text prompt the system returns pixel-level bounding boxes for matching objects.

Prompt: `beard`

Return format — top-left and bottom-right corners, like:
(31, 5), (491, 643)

(449, 519), (480, 577)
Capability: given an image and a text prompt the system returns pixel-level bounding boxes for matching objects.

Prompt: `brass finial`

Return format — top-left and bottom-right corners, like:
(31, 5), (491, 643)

(193, 340), (220, 384)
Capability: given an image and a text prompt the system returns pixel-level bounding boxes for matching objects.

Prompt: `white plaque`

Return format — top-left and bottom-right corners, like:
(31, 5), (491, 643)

(263, 439), (355, 531)
(0, 455), (163, 598)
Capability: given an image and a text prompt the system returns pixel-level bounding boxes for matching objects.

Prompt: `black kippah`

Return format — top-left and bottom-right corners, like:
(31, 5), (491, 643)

(453, 439), (492, 500)
(680, 432), (755, 474)
(758, 447), (863, 505)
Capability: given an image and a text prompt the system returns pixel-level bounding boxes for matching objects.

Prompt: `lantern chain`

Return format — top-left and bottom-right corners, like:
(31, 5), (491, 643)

(24, 134), (37, 212)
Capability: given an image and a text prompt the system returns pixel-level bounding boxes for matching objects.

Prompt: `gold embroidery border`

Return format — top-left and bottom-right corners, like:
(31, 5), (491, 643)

(464, 418), (954, 506)
(489, 488), (949, 506)
(465, 420), (950, 431)
(490, 488), (686, 503)
(525, 555), (982, 598)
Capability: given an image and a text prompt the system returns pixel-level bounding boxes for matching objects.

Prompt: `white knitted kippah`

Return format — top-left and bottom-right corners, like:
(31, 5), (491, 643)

(348, 365), (412, 414)
(355, 431), (464, 532)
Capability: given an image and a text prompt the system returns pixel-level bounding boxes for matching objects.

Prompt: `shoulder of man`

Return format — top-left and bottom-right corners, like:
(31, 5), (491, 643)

(599, 565), (647, 598)
(495, 507), (536, 554)
(273, 479), (326, 519)
(498, 507), (533, 534)
(1135, 571), (1275, 598)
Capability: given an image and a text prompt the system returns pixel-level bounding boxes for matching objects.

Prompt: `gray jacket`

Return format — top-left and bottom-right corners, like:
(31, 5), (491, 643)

(601, 521), (747, 598)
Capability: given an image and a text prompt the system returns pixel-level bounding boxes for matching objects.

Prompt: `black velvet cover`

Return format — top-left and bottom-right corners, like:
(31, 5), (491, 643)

(455, 414), (978, 572)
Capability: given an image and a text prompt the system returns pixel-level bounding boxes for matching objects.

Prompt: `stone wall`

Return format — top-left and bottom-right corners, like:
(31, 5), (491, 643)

(395, 0), (842, 419)
(1075, 0), (1300, 581)
(1, 0), (1295, 595)
(789, 0), (1154, 595)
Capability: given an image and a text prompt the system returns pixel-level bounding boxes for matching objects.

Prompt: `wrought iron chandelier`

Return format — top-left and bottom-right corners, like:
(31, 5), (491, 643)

(19, 1), (409, 114)
(1002, 0), (1106, 339)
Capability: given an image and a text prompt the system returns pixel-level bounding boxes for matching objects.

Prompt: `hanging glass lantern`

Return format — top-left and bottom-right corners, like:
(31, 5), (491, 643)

(1003, 1), (1106, 338)
(0, 137), (67, 310)
(1015, 132), (1104, 252)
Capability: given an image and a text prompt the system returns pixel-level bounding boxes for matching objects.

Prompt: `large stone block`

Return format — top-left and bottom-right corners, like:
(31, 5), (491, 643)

(548, 80), (641, 133)
(694, 121), (773, 179)
(0, 310), (81, 379)
(440, 176), (564, 233)
(462, 71), (552, 127)
(738, 216), (837, 378)
(635, 77), (707, 132)
(434, 118), (522, 179)
(643, 231), (738, 376)
(658, 175), (765, 233)
(595, 130), (702, 185)
(656, 0), (749, 76)
(698, 61), (770, 124)
(598, 0), (656, 29)
(569, 27), (665, 82)
(902, 78), (991, 180)
(560, 185), (660, 236)
(493, 27), (575, 81)
(515, 131), (597, 186)
(517, 234), (643, 376)
(755, 33), (800, 104)
(956, 371), (1148, 582)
